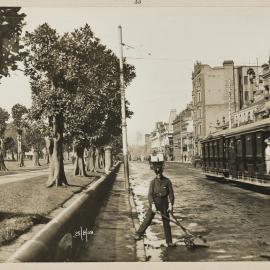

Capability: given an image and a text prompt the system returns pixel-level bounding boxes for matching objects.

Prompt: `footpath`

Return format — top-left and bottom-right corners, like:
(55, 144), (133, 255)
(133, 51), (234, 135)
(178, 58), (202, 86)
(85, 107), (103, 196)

(77, 164), (146, 262)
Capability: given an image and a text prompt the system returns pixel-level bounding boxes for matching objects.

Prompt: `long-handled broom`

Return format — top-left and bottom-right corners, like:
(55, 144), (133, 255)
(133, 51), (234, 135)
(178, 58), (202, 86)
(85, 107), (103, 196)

(157, 211), (208, 249)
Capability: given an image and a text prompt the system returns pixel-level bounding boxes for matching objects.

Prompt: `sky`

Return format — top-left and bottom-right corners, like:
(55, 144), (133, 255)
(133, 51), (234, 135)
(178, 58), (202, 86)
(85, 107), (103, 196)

(1, 6), (270, 144)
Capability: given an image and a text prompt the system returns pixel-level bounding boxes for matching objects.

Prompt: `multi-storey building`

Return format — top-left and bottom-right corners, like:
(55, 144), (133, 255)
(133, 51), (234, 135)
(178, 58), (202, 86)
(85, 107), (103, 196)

(146, 110), (177, 161)
(192, 60), (235, 155)
(192, 60), (263, 155)
(167, 109), (177, 160)
(234, 65), (263, 110)
(262, 60), (270, 95)
(149, 121), (168, 156)
(172, 103), (193, 162)
(227, 62), (269, 128)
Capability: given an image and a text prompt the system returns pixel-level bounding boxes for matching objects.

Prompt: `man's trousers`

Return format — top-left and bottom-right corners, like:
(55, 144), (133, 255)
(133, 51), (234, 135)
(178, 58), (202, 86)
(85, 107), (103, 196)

(136, 197), (172, 244)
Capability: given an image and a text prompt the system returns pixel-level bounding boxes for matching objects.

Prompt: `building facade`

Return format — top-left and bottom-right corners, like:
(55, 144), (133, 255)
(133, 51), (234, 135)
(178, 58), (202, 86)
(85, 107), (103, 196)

(234, 65), (263, 111)
(192, 60), (264, 156)
(146, 110), (177, 161)
(192, 60), (235, 155)
(149, 121), (169, 157)
(172, 103), (193, 162)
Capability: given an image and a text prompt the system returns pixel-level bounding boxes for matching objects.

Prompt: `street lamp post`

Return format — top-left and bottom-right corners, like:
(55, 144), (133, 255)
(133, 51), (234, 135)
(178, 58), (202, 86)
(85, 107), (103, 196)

(118, 25), (129, 190)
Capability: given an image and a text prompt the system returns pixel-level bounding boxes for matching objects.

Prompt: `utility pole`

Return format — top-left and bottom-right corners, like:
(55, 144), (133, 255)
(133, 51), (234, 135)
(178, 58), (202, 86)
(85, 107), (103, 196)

(179, 114), (183, 162)
(228, 80), (232, 129)
(118, 25), (129, 190)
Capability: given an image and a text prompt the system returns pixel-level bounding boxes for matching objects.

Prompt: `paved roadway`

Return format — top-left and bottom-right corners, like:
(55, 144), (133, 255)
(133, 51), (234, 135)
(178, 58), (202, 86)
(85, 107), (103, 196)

(129, 161), (270, 262)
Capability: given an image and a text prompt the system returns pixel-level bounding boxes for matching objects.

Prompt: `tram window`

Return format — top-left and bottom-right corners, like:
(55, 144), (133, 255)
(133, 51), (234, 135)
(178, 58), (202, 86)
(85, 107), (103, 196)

(237, 138), (242, 157)
(205, 143), (208, 158)
(245, 135), (253, 157)
(225, 139), (229, 159)
(256, 133), (263, 157)
(209, 142), (212, 157)
(202, 144), (205, 157)
(219, 140), (223, 158)
(216, 140), (220, 158)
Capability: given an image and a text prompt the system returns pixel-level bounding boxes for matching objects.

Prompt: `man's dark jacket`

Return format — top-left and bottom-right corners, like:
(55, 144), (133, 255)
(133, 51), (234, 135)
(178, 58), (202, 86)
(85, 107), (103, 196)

(148, 176), (174, 206)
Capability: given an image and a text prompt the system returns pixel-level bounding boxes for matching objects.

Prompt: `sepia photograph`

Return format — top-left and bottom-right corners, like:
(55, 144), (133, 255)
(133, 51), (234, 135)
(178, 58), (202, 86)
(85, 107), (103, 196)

(0, 0), (270, 268)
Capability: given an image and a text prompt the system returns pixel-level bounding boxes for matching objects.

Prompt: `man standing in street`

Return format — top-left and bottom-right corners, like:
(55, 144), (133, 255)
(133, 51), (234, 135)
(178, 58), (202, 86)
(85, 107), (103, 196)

(134, 161), (175, 247)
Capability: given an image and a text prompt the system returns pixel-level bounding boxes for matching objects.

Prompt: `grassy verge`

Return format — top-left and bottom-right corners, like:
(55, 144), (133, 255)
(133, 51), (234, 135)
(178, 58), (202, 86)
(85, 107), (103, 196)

(0, 159), (72, 176)
(0, 171), (101, 247)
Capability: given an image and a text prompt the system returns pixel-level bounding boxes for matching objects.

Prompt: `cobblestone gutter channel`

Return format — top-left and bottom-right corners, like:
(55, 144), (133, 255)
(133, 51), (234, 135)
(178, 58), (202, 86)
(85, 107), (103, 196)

(6, 163), (121, 262)
(128, 186), (147, 261)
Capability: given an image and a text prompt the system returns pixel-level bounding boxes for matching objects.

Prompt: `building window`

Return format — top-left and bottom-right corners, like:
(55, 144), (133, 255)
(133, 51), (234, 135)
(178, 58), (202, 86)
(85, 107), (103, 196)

(197, 107), (201, 119)
(197, 92), (201, 102)
(244, 91), (249, 102)
(244, 76), (248, 85)
(199, 124), (202, 135)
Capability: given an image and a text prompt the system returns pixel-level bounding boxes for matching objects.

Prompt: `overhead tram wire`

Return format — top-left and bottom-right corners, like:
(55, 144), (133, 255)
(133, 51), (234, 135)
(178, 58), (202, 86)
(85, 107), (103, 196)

(122, 43), (268, 66)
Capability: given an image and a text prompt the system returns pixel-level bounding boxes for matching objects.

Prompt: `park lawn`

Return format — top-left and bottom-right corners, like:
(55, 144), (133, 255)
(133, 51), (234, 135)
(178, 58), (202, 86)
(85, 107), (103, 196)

(0, 159), (49, 176)
(0, 159), (72, 176)
(0, 171), (100, 247)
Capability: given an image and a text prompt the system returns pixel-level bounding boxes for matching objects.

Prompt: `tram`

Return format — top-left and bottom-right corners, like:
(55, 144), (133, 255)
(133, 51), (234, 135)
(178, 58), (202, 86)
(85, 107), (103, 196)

(201, 118), (270, 192)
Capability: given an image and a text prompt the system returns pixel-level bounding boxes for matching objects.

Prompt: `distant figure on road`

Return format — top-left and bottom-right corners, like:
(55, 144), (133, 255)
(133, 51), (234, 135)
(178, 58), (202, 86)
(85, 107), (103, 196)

(134, 161), (175, 247)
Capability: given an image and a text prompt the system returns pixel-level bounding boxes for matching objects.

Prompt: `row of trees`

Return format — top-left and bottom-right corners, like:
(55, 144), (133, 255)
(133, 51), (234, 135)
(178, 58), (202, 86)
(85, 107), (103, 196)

(1, 8), (27, 169)
(0, 103), (45, 170)
(0, 8), (136, 188)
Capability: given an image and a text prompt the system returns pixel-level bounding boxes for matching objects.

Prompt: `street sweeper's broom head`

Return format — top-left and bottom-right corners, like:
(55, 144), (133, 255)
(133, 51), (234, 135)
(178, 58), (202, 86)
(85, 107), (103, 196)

(183, 234), (209, 249)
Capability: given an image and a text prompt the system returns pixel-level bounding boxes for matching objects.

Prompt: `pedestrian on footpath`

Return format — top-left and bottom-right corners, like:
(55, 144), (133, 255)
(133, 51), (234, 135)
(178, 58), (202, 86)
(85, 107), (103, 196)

(134, 161), (175, 247)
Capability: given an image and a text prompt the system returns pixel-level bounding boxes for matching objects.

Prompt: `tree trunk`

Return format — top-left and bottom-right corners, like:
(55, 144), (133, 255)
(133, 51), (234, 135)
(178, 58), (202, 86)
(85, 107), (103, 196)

(45, 137), (53, 164)
(46, 154), (50, 164)
(11, 151), (15, 161)
(95, 147), (101, 170)
(17, 134), (24, 167)
(99, 148), (105, 169)
(86, 146), (96, 172)
(0, 139), (8, 171)
(73, 145), (87, 176)
(46, 115), (68, 187)
(33, 150), (41, 166)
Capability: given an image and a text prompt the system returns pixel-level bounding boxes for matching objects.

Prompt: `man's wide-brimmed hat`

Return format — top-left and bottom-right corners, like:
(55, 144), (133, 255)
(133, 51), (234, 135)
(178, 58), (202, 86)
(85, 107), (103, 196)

(154, 165), (163, 174)
(152, 161), (164, 174)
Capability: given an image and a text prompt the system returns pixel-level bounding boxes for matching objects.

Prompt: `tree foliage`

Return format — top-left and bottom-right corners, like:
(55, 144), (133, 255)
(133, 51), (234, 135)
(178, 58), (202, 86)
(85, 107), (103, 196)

(0, 107), (10, 137)
(23, 23), (135, 138)
(22, 23), (136, 182)
(4, 136), (16, 150)
(24, 116), (46, 152)
(11, 103), (28, 132)
(0, 7), (25, 79)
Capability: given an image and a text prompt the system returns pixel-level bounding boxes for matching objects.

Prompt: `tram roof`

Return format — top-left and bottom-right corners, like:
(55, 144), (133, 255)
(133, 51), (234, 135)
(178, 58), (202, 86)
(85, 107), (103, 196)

(202, 117), (270, 141)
